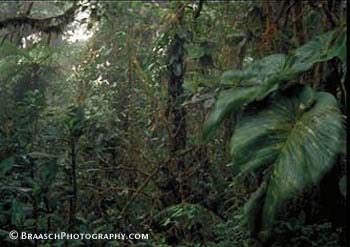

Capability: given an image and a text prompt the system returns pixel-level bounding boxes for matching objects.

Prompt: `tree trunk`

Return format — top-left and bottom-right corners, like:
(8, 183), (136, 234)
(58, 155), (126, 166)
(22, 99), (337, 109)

(68, 137), (77, 232)
(166, 32), (187, 202)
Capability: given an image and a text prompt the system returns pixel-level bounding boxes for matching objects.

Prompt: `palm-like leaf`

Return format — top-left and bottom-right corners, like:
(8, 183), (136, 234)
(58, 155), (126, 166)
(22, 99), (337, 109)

(0, 41), (58, 87)
(230, 86), (343, 234)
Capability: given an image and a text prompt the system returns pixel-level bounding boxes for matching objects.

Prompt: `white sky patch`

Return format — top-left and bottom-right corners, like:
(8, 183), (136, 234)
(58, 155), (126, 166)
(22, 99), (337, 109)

(95, 75), (110, 85)
(63, 11), (95, 43)
(22, 33), (41, 48)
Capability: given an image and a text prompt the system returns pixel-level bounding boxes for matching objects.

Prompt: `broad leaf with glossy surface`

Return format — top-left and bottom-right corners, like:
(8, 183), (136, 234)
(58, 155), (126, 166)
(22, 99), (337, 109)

(230, 86), (343, 233)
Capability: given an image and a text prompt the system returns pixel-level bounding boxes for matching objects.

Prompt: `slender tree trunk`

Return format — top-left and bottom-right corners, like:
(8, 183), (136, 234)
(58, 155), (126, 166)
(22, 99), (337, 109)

(167, 32), (187, 202)
(29, 157), (38, 247)
(68, 137), (77, 231)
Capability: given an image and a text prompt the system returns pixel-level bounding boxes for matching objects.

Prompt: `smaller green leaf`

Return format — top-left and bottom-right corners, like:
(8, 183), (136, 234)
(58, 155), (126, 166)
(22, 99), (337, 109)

(0, 157), (13, 175)
(186, 44), (206, 59)
(289, 28), (346, 73)
(203, 86), (257, 140)
(28, 152), (57, 159)
(339, 175), (346, 198)
(220, 54), (287, 86)
(11, 200), (25, 226)
(183, 80), (199, 92)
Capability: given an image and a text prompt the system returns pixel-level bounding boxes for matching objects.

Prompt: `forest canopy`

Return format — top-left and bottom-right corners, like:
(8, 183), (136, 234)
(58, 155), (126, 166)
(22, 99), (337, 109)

(0, 1), (347, 246)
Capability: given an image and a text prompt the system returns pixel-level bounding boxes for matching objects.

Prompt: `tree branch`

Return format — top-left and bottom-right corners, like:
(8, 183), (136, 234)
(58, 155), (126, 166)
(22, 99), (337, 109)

(0, 3), (78, 33)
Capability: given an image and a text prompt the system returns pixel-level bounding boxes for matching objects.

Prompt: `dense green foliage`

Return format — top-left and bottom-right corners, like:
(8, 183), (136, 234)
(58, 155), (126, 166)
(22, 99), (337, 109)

(0, 1), (347, 246)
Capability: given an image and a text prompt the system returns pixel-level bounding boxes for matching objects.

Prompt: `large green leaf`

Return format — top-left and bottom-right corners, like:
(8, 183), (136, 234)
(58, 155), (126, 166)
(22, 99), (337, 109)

(220, 54), (287, 86)
(203, 28), (346, 140)
(289, 28), (346, 73)
(230, 86), (343, 234)
(203, 54), (290, 139)
(203, 86), (257, 139)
